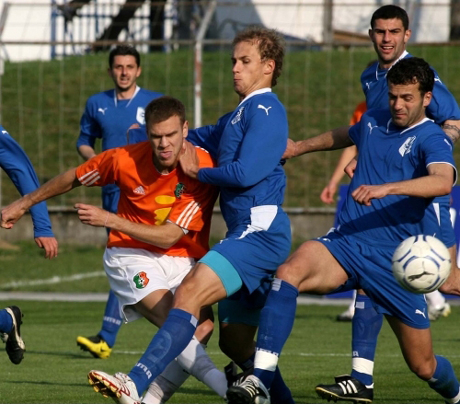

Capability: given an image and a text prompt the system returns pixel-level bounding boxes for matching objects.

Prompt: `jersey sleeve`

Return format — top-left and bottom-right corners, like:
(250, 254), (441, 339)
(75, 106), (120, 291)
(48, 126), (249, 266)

(76, 98), (102, 148)
(427, 72), (460, 124)
(0, 128), (54, 238)
(198, 100), (287, 187)
(168, 149), (217, 232)
(420, 131), (457, 183)
(75, 148), (117, 187)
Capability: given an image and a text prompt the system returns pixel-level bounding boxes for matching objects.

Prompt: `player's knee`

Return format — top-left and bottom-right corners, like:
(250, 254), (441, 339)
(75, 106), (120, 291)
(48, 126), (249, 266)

(407, 357), (436, 381)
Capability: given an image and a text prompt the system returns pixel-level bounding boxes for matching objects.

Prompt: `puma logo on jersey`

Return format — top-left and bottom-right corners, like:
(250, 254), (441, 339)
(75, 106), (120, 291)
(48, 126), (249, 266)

(415, 309), (426, 318)
(367, 122), (378, 134)
(133, 186), (145, 195)
(1, 130), (7, 135)
(98, 108), (107, 115)
(258, 104), (272, 115)
(399, 136), (416, 156)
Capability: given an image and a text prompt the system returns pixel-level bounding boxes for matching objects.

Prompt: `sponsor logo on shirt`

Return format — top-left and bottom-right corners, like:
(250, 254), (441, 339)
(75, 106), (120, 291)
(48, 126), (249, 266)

(231, 107), (244, 125)
(136, 107), (146, 125)
(98, 107), (107, 115)
(398, 136), (416, 156)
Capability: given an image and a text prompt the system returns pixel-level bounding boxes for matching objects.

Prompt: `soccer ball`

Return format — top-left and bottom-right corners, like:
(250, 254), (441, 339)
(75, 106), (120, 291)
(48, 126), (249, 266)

(392, 235), (451, 294)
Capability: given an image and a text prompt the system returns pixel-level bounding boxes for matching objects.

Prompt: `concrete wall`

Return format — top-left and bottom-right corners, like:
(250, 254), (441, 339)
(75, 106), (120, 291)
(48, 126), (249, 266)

(0, 210), (336, 246)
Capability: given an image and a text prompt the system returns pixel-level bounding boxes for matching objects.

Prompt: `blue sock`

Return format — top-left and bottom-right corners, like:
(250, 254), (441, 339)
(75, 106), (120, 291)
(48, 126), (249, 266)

(98, 290), (123, 347)
(254, 279), (298, 389)
(428, 355), (460, 401)
(238, 353), (294, 404)
(128, 308), (197, 396)
(0, 309), (13, 334)
(350, 294), (383, 387)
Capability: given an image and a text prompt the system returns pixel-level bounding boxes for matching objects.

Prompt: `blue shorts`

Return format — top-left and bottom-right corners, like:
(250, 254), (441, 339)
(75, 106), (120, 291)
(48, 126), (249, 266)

(431, 199), (456, 248)
(102, 186), (120, 213)
(318, 230), (430, 329)
(200, 251), (271, 326)
(210, 207), (291, 295)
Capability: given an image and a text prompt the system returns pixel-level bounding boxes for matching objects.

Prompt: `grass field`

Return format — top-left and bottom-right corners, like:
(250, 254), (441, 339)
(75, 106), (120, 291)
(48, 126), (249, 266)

(1, 242), (460, 403)
(1, 301), (459, 404)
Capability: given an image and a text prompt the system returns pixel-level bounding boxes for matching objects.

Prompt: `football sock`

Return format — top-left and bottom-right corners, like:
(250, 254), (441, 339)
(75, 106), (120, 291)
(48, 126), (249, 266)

(176, 337), (227, 397)
(98, 289), (123, 348)
(425, 290), (446, 309)
(128, 308), (198, 396)
(428, 355), (460, 402)
(143, 360), (190, 404)
(350, 294), (383, 387)
(253, 279), (298, 389)
(238, 354), (295, 404)
(0, 308), (13, 333)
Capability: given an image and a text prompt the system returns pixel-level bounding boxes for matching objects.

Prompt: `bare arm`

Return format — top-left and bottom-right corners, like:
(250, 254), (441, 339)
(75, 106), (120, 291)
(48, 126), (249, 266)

(75, 203), (185, 249)
(442, 119), (460, 144)
(1, 168), (81, 229)
(352, 163), (454, 206)
(77, 145), (97, 161)
(320, 145), (358, 204)
(283, 126), (353, 159)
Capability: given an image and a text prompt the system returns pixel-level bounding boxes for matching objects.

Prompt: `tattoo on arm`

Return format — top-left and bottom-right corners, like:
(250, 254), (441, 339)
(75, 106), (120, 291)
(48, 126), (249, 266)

(442, 123), (460, 144)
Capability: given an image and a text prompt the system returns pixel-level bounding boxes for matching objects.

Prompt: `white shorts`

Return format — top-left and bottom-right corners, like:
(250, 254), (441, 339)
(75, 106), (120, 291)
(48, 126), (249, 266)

(103, 247), (195, 322)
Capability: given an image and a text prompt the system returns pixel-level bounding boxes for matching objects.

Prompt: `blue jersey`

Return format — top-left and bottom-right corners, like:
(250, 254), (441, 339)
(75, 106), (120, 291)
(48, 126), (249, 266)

(76, 86), (162, 209)
(188, 89), (288, 231)
(0, 126), (54, 238)
(361, 52), (460, 124)
(338, 109), (456, 247)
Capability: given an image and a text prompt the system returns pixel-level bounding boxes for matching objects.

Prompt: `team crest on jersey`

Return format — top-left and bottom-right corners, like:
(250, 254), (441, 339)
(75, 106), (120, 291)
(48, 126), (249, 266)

(136, 107), (146, 125)
(231, 107), (244, 125)
(175, 183), (185, 198)
(133, 271), (150, 289)
(398, 136), (416, 156)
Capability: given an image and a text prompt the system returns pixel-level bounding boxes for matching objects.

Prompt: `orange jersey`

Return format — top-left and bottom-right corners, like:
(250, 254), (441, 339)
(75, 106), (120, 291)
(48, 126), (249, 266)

(75, 141), (218, 259)
(349, 101), (367, 125)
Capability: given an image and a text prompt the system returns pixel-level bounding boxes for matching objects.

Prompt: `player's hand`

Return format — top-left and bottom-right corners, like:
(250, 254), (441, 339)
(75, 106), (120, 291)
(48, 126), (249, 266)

(344, 158), (358, 179)
(1, 199), (28, 229)
(75, 203), (111, 227)
(282, 139), (297, 160)
(35, 236), (58, 259)
(352, 184), (389, 206)
(179, 140), (200, 179)
(320, 183), (337, 204)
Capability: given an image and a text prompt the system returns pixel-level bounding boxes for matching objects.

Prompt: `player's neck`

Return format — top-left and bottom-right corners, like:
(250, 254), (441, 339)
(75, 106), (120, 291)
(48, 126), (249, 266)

(115, 84), (138, 100)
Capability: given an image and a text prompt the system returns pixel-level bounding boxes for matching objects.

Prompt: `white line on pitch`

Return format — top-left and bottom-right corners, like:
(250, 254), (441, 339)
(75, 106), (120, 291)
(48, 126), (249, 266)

(0, 271), (105, 290)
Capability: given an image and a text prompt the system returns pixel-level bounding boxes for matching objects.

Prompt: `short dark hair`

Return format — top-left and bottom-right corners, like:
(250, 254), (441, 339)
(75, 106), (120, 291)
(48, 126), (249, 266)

(371, 5), (409, 30)
(109, 45), (141, 68)
(145, 96), (186, 127)
(387, 57), (434, 96)
(232, 26), (285, 87)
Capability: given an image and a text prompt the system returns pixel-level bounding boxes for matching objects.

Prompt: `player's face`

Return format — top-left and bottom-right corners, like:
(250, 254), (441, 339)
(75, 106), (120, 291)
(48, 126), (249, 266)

(369, 18), (411, 69)
(231, 41), (274, 98)
(108, 55), (141, 93)
(148, 115), (188, 174)
(388, 82), (432, 128)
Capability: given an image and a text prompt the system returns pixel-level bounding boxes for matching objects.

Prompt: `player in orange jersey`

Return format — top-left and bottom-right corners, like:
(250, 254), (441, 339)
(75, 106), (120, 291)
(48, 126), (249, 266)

(0, 96), (230, 402)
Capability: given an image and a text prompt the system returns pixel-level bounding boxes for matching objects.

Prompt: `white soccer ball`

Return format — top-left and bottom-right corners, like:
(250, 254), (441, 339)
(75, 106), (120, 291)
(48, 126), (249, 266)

(392, 235), (451, 294)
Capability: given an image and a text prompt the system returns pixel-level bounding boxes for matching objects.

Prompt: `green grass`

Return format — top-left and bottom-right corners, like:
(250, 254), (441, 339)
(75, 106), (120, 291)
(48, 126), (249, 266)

(0, 241), (459, 403)
(1, 45), (459, 208)
(1, 301), (459, 404)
